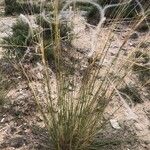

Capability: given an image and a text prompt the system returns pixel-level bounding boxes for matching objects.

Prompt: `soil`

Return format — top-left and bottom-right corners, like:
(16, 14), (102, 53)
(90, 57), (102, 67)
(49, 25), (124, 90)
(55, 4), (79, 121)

(0, 5), (150, 150)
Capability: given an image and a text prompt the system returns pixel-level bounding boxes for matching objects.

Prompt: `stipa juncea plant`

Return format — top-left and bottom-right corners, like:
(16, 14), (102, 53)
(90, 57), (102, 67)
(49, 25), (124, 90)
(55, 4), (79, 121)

(36, 14), (72, 55)
(2, 0), (150, 149)
(23, 1), (149, 150)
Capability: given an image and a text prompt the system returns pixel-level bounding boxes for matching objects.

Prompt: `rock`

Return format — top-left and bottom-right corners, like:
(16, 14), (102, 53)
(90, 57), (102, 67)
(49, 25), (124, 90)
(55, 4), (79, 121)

(10, 127), (17, 134)
(110, 119), (121, 130)
(144, 140), (150, 145)
(0, 118), (5, 123)
(130, 32), (139, 39)
(110, 52), (115, 56)
(134, 123), (144, 131)
(36, 72), (43, 80)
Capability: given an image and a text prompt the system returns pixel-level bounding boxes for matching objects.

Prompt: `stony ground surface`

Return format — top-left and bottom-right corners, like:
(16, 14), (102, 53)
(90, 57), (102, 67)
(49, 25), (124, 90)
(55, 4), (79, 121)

(0, 9), (150, 150)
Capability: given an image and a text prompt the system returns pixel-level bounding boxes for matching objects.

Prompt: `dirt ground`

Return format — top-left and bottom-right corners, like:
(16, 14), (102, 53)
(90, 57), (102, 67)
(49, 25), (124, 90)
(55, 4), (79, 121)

(0, 8), (150, 150)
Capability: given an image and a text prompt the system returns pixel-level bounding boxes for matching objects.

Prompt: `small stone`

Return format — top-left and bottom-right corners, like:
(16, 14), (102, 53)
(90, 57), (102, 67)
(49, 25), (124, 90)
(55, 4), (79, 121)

(36, 72), (43, 79)
(110, 119), (121, 130)
(129, 43), (136, 47)
(124, 52), (128, 56)
(68, 86), (73, 91)
(144, 140), (150, 145)
(10, 127), (17, 134)
(1, 118), (5, 123)
(110, 52), (115, 56)
(36, 116), (43, 122)
(122, 48), (127, 51)
(134, 123), (144, 131)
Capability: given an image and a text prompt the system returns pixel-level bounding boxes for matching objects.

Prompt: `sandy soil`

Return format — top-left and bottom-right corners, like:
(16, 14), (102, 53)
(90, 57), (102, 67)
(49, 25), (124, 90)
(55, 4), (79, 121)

(0, 11), (150, 150)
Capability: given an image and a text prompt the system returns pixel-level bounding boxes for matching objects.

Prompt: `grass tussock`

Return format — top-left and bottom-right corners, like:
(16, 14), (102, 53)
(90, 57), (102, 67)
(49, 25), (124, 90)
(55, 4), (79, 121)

(1, 0), (150, 149)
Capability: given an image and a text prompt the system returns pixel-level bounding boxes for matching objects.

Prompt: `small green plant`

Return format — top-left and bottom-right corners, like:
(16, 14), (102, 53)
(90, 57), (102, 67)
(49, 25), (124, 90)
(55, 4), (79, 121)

(2, 13), (72, 63)
(2, 19), (37, 61)
(4, 0), (16, 15)
(5, 0), (41, 15)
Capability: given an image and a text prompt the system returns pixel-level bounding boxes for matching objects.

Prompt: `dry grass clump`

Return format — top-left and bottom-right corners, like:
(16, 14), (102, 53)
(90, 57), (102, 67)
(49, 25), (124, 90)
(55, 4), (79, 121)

(1, 0), (150, 149)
